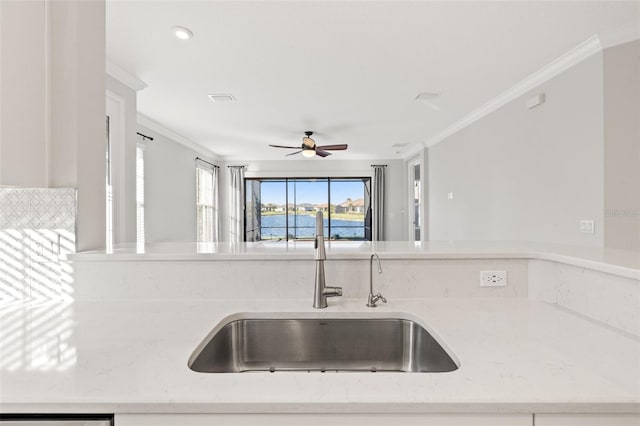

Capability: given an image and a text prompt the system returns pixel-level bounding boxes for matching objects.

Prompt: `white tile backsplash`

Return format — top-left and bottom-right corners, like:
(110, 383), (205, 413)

(0, 188), (76, 301)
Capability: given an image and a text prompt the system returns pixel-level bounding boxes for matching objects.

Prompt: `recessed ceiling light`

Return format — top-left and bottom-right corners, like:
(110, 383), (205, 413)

(173, 26), (193, 40)
(208, 94), (236, 102)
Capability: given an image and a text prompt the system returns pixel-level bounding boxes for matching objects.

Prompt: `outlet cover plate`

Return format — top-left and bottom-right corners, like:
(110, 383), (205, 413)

(480, 270), (507, 287)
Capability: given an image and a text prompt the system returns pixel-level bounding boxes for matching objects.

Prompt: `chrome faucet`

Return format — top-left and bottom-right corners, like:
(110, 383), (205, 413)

(313, 211), (342, 308)
(367, 253), (387, 307)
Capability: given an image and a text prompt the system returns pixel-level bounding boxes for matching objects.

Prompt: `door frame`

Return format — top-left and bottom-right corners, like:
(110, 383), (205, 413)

(407, 151), (428, 242)
(106, 90), (127, 246)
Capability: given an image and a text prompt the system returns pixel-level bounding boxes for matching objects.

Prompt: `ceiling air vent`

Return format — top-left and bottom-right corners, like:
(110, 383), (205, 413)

(415, 92), (440, 101)
(208, 94), (236, 102)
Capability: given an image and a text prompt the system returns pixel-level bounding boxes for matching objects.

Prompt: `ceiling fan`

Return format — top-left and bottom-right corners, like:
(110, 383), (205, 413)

(269, 131), (348, 158)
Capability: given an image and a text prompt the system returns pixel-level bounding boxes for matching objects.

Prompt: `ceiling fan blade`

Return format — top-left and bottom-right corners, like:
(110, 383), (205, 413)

(286, 150), (303, 156)
(269, 144), (302, 149)
(316, 149), (332, 157)
(315, 144), (348, 151)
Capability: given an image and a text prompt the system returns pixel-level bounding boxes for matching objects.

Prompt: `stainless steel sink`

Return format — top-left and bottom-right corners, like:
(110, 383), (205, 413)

(188, 317), (458, 373)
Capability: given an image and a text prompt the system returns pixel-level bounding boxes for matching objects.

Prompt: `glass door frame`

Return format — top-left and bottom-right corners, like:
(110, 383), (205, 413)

(243, 176), (372, 242)
(407, 155), (426, 242)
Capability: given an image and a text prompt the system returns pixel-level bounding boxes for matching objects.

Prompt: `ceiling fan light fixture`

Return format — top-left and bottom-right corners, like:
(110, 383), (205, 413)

(302, 149), (316, 158)
(269, 130), (346, 158)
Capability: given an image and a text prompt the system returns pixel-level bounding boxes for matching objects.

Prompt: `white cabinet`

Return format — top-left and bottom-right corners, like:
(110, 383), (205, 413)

(534, 414), (640, 426)
(115, 413), (532, 426)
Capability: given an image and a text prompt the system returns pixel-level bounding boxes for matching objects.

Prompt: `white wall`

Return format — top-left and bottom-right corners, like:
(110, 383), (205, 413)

(51, 0), (106, 252)
(0, 0), (47, 187)
(0, 0), (106, 251)
(136, 129), (405, 242)
(428, 53), (604, 246)
(603, 40), (640, 251)
(138, 124), (217, 243)
(219, 159), (406, 241)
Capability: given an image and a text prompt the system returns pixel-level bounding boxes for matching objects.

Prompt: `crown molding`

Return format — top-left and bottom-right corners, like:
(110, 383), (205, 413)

(106, 60), (147, 92)
(599, 24), (640, 49)
(425, 34), (603, 148)
(137, 114), (220, 161)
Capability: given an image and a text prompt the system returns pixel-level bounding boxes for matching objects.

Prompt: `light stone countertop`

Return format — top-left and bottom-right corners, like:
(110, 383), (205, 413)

(68, 241), (640, 279)
(0, 298), (638, 414)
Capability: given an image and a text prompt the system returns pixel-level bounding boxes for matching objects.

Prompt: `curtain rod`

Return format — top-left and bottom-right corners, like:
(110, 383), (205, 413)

(195, 157), (219, 168)
(137, 132), (154, 141)
(227, 165), (246, 168)
(371, 164), (388, 167)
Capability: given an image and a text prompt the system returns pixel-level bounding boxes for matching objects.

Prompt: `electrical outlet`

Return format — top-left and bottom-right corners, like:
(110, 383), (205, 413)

(480, 270), (507, 287)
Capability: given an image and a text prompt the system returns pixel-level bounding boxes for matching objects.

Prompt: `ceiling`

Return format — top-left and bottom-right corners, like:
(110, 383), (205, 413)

(106, 1), (639, 161)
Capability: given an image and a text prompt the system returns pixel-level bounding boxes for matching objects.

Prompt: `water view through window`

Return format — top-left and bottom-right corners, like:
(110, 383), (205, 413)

(245, 178), (371, 241)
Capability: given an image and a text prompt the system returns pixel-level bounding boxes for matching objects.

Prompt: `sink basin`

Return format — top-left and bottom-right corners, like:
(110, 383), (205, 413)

(188, 316), (458, 373)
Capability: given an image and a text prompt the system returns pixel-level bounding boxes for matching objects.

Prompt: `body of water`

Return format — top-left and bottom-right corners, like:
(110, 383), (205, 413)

(259, 214), (366, 239)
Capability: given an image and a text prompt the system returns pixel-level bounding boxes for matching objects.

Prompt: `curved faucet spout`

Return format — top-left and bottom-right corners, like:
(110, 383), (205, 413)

(371, 253), (382, 274)
(367, 253), (386, 308)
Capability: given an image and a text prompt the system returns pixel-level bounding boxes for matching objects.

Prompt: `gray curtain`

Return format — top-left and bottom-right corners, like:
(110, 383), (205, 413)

(228, 166), (245, 243)
(372, 165), (386, 241)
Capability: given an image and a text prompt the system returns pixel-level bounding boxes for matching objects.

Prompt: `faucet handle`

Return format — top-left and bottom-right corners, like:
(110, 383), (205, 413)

(323, 286), (342, 298)
(367, 293), (387, 307)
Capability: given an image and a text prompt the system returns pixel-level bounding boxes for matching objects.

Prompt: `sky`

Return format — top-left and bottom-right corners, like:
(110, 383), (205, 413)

(256, 179), (367, 205)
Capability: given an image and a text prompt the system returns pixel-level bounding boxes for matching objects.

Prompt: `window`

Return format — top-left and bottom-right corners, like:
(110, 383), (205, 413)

(196, 163), (216, 242)
(245, 177), (371, 242)
(136, 144), (145, 246)
(106, 91), (127, 249)
(105, 116), (113, 253)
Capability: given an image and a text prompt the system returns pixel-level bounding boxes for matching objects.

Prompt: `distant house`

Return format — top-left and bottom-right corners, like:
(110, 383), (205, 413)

(314, 203), (329, 213)
(261, 203), (278, 212)
(297, 203), (315, 212)
(335, 198), (365, 214)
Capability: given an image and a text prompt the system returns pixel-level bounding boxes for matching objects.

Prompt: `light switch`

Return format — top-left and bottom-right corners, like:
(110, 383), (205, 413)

(579, 220), (595, 234)
(447, 192), (454, 200)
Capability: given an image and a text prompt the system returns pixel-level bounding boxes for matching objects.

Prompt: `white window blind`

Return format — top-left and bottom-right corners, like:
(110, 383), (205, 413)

(136, 144), (145, 245)
(196, 160), (218, 242)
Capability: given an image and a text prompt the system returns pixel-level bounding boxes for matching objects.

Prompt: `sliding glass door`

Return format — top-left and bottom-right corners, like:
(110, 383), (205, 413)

(245, 177), (371, 242)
